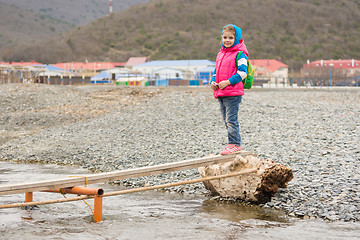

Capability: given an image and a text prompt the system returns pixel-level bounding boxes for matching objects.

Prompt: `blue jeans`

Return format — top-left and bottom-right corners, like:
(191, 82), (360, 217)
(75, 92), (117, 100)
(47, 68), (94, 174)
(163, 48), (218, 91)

(218, 95), (242, 146)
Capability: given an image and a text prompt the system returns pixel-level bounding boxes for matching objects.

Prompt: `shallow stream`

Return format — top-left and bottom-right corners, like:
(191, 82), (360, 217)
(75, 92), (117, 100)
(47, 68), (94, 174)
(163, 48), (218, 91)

(0, 161), (359, 240)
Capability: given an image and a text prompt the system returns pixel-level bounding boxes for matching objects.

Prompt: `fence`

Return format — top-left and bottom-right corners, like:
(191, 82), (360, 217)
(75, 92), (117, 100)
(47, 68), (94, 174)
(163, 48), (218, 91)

(1, 71), (359, 88)
(0, 68), (92, 85)
(37, 76), (92, 85)
(0, 68), (30, 84)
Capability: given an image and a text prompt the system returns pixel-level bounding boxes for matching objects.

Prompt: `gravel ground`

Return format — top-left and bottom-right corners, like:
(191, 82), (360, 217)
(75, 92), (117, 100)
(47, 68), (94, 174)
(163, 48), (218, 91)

(0, 83), (359, 222)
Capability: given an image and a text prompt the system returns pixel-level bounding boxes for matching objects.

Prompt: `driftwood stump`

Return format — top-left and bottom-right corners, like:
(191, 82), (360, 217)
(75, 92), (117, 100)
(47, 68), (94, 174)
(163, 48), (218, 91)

(198, 154), (293, 204)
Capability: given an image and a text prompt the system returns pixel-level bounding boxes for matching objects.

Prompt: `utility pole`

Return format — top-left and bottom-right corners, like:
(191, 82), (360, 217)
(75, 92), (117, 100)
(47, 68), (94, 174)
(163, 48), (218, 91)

(329, 63), (334, 87)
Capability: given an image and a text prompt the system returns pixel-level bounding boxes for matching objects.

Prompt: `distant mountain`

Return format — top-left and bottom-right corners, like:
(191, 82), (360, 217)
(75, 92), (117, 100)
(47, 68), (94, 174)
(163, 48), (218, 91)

(0, 2), (74, 51)
(2, 0), (360, 70)
(0, 0), (149, 55)
(0, 0), (149, 26)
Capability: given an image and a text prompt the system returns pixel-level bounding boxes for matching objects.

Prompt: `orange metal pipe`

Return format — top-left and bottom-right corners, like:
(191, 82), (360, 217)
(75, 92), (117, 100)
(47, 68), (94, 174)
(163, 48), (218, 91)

(25, 192), (33, 203)
(93, 195), (103, 223)
(43, 186), (104, 223)
(44, 186), (104, 196)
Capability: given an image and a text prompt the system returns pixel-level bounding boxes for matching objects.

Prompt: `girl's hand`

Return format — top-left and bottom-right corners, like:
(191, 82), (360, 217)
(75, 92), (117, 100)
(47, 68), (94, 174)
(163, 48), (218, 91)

(219, 80), (231, 89)
(210, 82), (219, 91)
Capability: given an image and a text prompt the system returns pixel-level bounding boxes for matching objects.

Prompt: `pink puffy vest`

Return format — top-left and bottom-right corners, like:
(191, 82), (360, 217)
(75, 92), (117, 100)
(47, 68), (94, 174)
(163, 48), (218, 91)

(213, 40), (248, 99)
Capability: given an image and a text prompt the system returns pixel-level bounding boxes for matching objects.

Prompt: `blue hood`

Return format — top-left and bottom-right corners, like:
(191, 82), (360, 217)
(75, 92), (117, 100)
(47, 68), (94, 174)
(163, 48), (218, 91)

(221, 24), (242, 48)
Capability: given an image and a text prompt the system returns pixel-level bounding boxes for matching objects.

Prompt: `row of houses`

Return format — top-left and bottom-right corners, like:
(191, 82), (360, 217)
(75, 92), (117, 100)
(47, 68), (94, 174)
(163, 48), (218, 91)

(302, 59), (360, 86)
(0, 58), (146, 84)
(1, 57), (360, 86)
(0, 57), (288, 86)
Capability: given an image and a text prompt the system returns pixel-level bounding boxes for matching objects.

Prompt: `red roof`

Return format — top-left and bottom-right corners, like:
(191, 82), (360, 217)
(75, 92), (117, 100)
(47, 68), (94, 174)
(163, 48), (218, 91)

(250, 59), (288, 72)
(126, 57), (147, 66)
(0, 60), (42, 66)
(303, 59), (360, 69)
(113, 62), (126, 67)
(54, 62), (117, 71)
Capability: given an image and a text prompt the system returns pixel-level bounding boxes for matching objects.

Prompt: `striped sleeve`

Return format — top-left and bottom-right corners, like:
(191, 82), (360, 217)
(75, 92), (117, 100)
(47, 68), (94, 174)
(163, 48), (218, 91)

(210, 68), (216, 84)
(228, 52), (248, 85)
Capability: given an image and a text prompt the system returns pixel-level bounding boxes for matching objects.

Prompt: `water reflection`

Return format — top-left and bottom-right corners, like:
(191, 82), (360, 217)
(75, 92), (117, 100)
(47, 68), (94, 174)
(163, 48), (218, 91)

(201, 198), (288, 223)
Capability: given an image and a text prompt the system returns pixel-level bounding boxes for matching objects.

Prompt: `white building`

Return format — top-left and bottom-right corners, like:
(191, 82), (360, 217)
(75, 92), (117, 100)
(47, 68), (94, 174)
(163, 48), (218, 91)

(250, 59), (289, 86)
(152, 67), (184, 80)
(133, 60), (215, 80)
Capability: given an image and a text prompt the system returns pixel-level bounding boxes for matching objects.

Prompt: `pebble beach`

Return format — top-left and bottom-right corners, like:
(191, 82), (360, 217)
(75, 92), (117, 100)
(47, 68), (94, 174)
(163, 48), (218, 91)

(0, 83), (359, 222)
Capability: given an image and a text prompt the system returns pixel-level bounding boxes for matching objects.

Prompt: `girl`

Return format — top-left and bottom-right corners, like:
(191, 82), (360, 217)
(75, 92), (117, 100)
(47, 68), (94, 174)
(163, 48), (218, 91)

(210, 24), (249, 155)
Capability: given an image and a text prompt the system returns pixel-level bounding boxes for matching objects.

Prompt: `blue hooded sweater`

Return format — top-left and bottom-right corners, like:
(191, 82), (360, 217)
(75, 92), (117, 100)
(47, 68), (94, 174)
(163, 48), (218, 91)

(211, 24), (249, 85)
(221, 24), (242, 48)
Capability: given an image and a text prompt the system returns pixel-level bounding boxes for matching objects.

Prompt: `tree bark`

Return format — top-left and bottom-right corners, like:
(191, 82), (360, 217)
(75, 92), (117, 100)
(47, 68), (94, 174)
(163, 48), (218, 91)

(198, 154), (293, 204)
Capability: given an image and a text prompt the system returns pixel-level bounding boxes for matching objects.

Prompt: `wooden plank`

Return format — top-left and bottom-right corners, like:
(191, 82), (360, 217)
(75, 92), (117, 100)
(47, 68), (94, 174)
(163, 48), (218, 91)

(0, 168), (258, 209)
(0, 151), (253, 195)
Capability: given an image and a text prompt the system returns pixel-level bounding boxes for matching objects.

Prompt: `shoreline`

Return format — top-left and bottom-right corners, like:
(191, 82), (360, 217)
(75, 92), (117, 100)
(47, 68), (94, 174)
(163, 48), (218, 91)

(0, 84), (359, 222)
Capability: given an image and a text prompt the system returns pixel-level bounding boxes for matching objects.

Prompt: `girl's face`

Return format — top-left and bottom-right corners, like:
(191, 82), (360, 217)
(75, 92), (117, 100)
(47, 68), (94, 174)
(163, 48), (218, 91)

(222, 31), (235, 48)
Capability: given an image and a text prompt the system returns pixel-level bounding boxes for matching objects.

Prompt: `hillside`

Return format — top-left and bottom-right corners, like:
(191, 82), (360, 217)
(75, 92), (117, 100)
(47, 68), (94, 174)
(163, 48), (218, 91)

(0, 0), (149, 26)
(3, 0), (360, 70)
(0, 0), (149, 54)
(0, 2), (74, 52)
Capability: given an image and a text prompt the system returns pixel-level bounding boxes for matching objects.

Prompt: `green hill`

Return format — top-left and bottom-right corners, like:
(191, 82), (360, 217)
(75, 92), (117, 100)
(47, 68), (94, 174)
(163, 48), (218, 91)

(0, 0), (149, 26)
(0, 0), (149, 55)
(3, 0), (360, 70)
(0, 2), (74, 52)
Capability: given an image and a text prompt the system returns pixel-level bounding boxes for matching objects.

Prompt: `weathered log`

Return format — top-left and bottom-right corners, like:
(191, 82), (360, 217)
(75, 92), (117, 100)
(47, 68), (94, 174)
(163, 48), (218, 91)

(198, 154), (293, 204)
